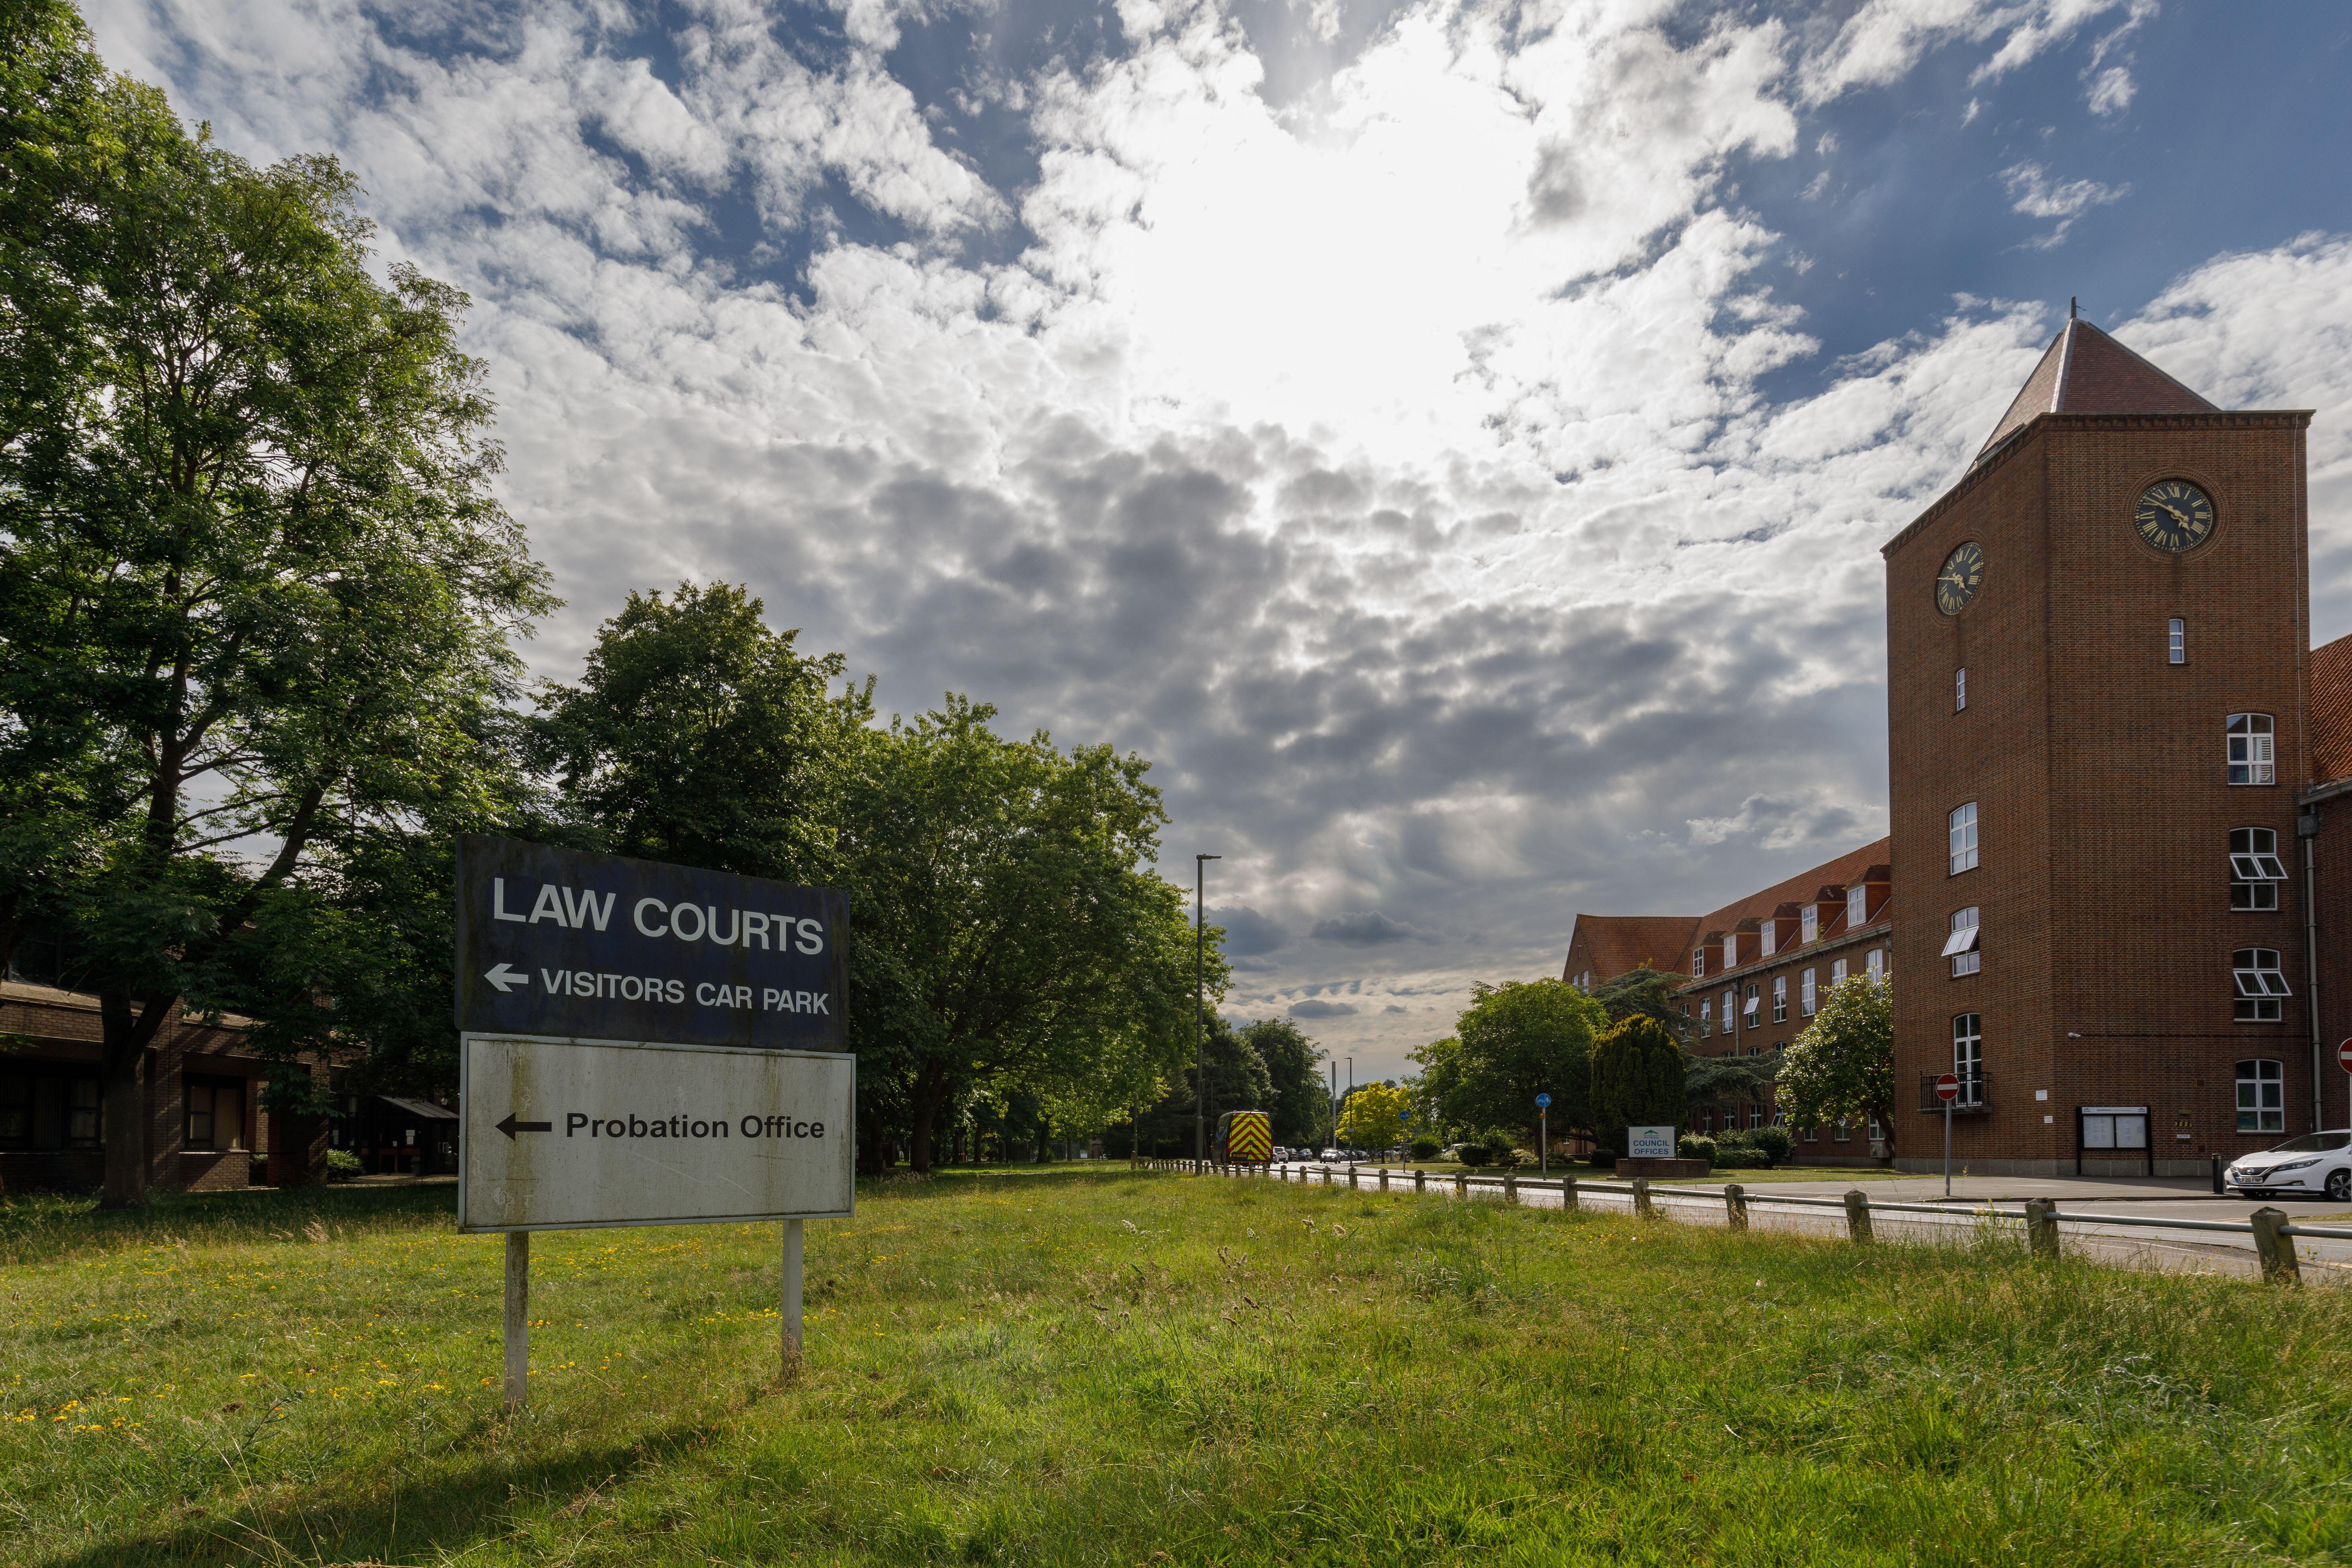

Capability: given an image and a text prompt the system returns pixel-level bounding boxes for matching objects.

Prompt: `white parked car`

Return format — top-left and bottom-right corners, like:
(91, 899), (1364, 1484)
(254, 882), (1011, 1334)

(2227, 1131), (2352, 1201)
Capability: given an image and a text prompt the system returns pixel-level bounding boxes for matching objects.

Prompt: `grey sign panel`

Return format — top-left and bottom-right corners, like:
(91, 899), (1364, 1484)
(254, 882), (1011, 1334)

(455, 834), (848, 1051)
(459, 1034), (856, 1232)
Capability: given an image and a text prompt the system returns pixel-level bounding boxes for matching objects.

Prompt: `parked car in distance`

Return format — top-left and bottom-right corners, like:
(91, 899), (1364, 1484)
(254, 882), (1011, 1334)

(1318, 1148), (1341, 1162)
(2227, 1131), (2352, 1201)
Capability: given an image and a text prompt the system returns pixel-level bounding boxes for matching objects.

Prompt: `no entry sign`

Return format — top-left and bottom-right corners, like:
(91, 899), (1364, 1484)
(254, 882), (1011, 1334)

(2338, 1039), (2352, 1073)
(1934, 1073), (1961, 1102)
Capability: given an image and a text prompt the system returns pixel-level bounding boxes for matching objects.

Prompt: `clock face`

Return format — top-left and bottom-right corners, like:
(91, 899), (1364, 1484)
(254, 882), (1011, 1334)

(2135, 479), (2215, 553)
(1935, 541), (1985, 616)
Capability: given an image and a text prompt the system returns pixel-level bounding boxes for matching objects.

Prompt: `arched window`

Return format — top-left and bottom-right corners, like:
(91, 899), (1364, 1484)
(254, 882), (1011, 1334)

(2227, 714), (2275, 785)
(2236, 1059), (2284, 1133)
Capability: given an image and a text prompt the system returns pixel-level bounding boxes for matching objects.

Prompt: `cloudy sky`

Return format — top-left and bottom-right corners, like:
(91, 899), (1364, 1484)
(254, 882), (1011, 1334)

(86, 0), (2352, 1079)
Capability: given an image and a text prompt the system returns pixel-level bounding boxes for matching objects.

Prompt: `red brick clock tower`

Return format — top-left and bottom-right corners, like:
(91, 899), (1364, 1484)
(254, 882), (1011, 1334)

(1881, 315), (2315, 1176)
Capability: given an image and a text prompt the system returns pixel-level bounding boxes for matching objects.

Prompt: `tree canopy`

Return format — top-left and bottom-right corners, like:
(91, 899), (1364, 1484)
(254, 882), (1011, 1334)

(0, 4), (551, 1203)
(1778, 973), (1896, 1154)
(1239, 1017), (1326, 1146)
(1416, 978), (1608, 1145)
(1589, 1016), (1687, 1157)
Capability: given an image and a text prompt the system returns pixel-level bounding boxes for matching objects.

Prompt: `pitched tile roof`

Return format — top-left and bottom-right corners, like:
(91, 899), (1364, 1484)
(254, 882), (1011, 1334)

(2311, 633), (2352, 788)
(1975, 316), (2216, 465)
(1693, 838), (1892, 938)
(1564, 914), (1700, 981)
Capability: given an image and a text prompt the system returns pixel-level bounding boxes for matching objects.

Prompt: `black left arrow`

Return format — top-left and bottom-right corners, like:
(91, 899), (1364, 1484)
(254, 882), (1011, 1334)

(496, 1112), (553, 1139)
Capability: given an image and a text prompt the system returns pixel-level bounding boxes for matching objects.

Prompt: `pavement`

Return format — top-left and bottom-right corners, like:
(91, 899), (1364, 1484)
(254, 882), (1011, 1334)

(1264, 1161), (2352, 1282)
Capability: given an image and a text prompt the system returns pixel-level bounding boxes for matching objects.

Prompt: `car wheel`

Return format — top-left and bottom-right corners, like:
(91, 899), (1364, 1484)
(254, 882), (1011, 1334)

(2328, 1168), (2352, 1204)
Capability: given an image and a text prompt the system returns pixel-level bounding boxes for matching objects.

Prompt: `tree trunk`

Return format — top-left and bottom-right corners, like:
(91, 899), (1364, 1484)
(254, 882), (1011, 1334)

(98, 992), (172, 1209)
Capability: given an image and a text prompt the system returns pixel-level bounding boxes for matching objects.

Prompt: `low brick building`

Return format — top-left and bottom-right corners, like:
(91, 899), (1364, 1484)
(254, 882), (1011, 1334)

(0, 980), (323, 1194)
(1563, 312), (2352, 1177)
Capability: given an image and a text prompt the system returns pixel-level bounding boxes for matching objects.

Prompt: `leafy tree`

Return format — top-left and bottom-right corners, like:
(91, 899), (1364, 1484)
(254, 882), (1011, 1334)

(1778, 972), (1896, 1155)
(1588, 1016), (1687, 1157)
(0, 14), (552, 1205)
(1683, 1049), (1776, 1111)
(530, 582), (868, 882)
(1415, 979), (1608, 1147)
(1590, 965), (1690, 1039)
(1335, 1081), (1410, 1152)
(1239, 1017), (1325, 1146)
(838, 697), (1211, 1172)
(1131, 1010), (1266, 1160)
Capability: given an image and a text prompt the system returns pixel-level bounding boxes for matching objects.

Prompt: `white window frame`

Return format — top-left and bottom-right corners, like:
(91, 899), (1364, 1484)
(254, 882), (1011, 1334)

(1772, 975), (1787, 1023)
(1803, 1121), (1818, 1142)
(1743, 983), (1760, 1023)
(1944, 906), (1981, 976)
(1692, 949), (1705, 979)
(2227, 713), (2276, 786)
(1800, 905), (1818, 944)
(1800, 967), (1817, 1016)
(1721, 989), (1736, 1035)
(1700, 999), (1712, 1037)
(1847, 885), (1868, 926)
(2233, 947), (2289, 1022)
(2237, 1058), (2284, 1133)
(1867, 948), (1886, 981)
(2168, 618), (2185, 665)
(1722, 935), (1738, 970)
(1831, 958), (1848, 985)
(1955, 666), (1967, 711)
(1952, 1013), (1982, 1094)
(1948, 801), (1979, 875)
(1761, 921), (1778, 959)
(2229, 828), (2288, 914)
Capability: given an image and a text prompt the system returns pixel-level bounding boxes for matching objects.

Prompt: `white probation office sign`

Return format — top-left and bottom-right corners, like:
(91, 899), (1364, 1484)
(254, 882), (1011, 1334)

(453, 835), (854, 1405)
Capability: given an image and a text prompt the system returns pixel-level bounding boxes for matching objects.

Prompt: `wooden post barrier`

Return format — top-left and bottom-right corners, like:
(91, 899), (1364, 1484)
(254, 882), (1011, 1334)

(1453, 1171), (1467, 1201)
(1724, 1183), (1748, 1231)
(1504, 1170), (1518, 1205)
(1348, 1164), (1359, 1189)
(2251, 1207), (2301, 1284)
(2024, 1198), (2059, 1259)
(1632, 1177), (1652, 1218)
(1414, 1169), (1426, 1194)
(1843, 1189), (1873, 1244)
(1379, 1167), (1390, 1192)
(1561, 1176), (1577, 1211)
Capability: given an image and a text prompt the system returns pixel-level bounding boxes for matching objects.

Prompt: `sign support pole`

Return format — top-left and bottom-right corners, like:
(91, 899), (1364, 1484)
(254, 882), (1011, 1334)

(503, 1230), (529, 1410)
(782, 1218), (805, 1374)
(1944, 1099), (1953, 1199)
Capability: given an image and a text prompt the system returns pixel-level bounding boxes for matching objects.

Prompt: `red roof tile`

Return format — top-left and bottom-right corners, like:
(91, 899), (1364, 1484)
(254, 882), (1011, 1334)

(2312, 633), (2352, 787)
(1976, 317), (2215, 463)
(1693, 838), (1892, 938)
(1563, 914), (1700, 982)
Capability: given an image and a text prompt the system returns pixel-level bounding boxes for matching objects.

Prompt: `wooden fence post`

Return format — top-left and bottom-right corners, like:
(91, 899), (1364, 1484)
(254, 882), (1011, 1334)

(1415, 1169), (1426, 1194)
(1504, 1170), (1519, 1205)
(2024, 1198), (2059, 1259)
(1453, 1171), (1468, 1201)
(1632, 1177), (1652, 1218)
(2251, 1207), (2301, 1285)
(1561, 1176), (1578, 1212)
(1724, 1183), (1748, 1231)
(1843, 1189), (1873, 1244)
(1379, 1167), (1390, 1192)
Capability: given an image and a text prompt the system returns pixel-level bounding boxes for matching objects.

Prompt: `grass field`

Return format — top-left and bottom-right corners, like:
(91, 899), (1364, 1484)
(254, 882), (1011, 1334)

(5, 1168), (2352, 1566)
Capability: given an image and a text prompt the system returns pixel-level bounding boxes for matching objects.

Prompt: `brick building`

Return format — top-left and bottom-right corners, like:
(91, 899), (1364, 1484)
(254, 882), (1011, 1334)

(1563, 312), (2346, 1177)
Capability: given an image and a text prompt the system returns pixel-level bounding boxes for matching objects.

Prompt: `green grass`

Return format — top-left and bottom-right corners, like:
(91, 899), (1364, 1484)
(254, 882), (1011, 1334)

(5, 1169), (2352, 1565)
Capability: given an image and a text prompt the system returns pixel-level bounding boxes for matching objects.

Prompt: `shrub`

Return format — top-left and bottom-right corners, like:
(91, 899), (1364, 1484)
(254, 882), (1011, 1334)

(1713, 1146), (1770, 1169)
(1458, 1143), (1494, 1166)
(1588, 1149), (1616, 1168)
(1409, 1138), (1442, 1161)
(1749, 1126), (1793, 1165)
(1678, 1134), (1718, 1165)
(1494, 1147), (1526, 1169)
(324, 1150), (362, 1182)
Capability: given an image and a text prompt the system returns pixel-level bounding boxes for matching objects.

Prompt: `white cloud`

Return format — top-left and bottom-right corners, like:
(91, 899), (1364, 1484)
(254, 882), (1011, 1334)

(2000, 160), (2130, 247)
(2084, 64), (2133, 115)
(1798, 0), (2140, 103)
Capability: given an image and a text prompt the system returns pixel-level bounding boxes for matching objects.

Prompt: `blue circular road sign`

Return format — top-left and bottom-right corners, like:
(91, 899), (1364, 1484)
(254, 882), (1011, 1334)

(1535, 1093), (1551, 1109)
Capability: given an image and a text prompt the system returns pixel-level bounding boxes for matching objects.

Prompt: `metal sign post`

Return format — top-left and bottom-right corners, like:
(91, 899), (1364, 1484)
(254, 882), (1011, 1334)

(1934, 1072), (1961, 1196)
(2337, 1039), (2352, 1131)
(1536, 1093), (1551, 1175)
(455, 835), (853, 1409)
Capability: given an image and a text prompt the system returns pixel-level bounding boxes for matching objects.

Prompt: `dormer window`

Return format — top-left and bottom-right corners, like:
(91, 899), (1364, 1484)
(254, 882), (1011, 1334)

(1847, 885), (1868, 926)
(1801, 904), (1818, 944)
(1761, 921), (1778, 958)
(1721, 935), (1738, 969)
(1692, 949), (1705, 979)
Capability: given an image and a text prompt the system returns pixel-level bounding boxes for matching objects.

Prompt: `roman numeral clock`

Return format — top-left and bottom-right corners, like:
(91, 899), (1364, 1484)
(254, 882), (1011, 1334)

(2135, 479), (2215, 553)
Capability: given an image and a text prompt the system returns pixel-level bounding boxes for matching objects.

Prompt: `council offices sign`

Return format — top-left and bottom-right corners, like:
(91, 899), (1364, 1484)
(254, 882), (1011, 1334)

(455, 834), (848, 1050)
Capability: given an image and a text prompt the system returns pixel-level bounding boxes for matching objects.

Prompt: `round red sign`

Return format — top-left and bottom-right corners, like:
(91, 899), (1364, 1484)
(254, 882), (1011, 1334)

(2337, 1039), (2352, 1073)
(1934, 1072), (1961, 1102)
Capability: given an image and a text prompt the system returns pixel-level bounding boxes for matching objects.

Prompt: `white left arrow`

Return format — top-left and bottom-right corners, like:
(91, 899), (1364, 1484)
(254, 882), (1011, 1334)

(483, 963), (528, 993)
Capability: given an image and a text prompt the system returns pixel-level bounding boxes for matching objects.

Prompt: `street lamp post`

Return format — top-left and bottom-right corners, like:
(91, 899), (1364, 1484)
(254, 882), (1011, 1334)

(1195, 853), (1219, 1174)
